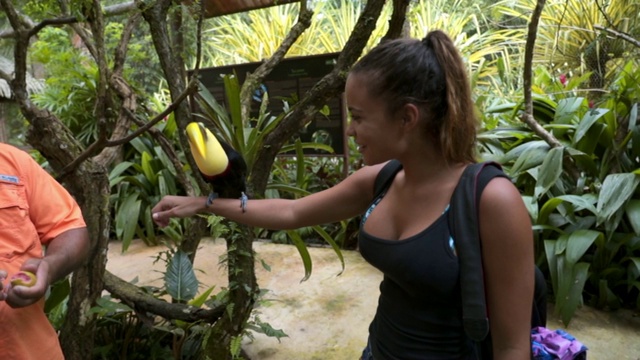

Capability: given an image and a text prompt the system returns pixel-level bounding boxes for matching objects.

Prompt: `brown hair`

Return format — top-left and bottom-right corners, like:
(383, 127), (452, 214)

(350, 30), (477, 164)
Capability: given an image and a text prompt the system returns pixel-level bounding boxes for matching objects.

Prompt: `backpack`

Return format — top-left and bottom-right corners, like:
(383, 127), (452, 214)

(373, 160), (557, 359)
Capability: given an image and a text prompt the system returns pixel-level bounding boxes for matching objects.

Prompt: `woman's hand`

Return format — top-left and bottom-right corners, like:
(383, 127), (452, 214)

(152, 195), (207, 227)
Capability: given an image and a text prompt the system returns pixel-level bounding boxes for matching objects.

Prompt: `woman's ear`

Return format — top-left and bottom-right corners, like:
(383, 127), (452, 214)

(400, 103), (420, 129)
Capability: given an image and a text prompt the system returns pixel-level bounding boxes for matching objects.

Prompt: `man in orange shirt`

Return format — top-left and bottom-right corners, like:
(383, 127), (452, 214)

(0, 143), (90, 360)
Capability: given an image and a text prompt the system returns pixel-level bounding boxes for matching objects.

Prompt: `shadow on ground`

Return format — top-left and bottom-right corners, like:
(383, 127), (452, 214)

(107, 238), (640, 360)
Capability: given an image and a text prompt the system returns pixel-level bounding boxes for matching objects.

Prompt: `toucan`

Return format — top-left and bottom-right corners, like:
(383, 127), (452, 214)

(185, 122), (248, 211)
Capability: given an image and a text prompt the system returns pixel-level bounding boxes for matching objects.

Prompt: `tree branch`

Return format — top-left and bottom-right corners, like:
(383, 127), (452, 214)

(56, 80), (199, 180)
(239, 5), (313, 124)
(521, 0), (580, 181)
(0, 2), (138, 39)
(381, 0), (411, 41)
(103, 271), (225, 323)
(250, 0), (388, 194)
(93, 14), (141, 168)
(594, 25), (640, 48)
(522, 0), (551, 140)
(139, 0), (209, 195)
(522, 0), (561, 148)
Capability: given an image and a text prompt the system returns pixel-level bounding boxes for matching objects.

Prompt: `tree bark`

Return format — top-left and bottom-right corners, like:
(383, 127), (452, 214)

(57, 166), (109, 360)
(200, 225), (258, 360)
(25, 107), (110, 360)
(382, 0), (412, 41)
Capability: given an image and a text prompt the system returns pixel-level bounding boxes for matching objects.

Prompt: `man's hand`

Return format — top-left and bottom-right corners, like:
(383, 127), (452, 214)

(0, 270), (7, 301)
(4, 259), (49, 308)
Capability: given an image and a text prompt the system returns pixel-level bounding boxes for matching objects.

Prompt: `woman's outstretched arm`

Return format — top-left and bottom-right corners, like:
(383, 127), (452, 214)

(152, 163), (385, 230)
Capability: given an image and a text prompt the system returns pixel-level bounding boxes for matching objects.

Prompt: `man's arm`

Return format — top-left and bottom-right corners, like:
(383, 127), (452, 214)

(42, 227), (91, 284)
(5, 227), (89, 308)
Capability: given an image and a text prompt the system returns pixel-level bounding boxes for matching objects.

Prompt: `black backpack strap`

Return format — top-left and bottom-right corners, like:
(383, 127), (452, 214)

(448, 161), (506, 342)
(373, 160), (403, 198)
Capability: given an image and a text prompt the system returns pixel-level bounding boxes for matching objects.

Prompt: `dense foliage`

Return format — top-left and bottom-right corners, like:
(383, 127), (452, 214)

(3, 0), (638, 357)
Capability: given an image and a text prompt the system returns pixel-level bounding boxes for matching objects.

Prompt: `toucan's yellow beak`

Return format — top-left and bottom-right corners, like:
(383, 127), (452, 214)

(185, 122), (229, 176)
(186, 122), (207, 159)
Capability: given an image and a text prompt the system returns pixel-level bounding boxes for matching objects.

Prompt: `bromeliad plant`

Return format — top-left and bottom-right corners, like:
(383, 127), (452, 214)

(479, 62), (640, 325)
(109, 129), (193, 251)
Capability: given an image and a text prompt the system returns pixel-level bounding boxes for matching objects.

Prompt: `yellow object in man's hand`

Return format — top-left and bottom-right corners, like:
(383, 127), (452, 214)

(10, 271), (37, 287)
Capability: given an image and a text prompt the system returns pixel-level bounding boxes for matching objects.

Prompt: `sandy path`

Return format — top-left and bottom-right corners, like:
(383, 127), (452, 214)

(106, 238), (640, 360)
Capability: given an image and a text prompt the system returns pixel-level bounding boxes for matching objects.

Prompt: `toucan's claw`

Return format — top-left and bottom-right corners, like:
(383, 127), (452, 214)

(240, 192), (248, 213)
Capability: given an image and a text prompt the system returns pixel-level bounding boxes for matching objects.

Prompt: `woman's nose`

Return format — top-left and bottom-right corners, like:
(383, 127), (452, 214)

(345, 122), (355, 137)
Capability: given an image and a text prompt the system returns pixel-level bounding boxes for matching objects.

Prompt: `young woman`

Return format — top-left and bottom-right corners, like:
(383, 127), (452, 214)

(152, 30), (534, 359)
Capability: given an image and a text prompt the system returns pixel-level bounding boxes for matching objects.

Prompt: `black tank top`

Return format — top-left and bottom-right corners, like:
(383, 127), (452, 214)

(358, 165), (505, 359)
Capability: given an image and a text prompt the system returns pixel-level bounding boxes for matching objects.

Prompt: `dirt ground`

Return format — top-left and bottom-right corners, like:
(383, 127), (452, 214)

(107, 238), (640, 360)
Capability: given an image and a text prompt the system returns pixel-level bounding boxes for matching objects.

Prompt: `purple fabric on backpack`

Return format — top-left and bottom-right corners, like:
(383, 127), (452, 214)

(531, 326), (588, 360)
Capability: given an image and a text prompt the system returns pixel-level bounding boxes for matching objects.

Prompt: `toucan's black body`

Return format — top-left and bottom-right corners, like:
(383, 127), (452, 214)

(204, 139), (247, 199)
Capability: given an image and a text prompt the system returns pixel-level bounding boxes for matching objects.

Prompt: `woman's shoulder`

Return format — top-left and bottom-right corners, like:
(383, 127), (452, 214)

(481, 175), (522, 206)
(478, 172), (530, 229)
(343, 161), (397, 199)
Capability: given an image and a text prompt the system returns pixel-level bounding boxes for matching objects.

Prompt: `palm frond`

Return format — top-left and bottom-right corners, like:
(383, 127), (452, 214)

(0, 55), (45, 99)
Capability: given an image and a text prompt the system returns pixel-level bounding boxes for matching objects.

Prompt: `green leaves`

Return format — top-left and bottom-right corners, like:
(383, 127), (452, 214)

(245, 321), (288, 342)
(109, 135), (187, 251)
(565, 230), (602, 264)
(481, 57), (640, 321)
(114, 192), (141, 252)
(596, 173), (640, 230)
(624, 200), (640, 236)
(545, 230), (602, 325)
(286, 230), (312, 282)
(164, 250), (200, 302)
(573, 108), (609, 144)
(537, 194), (597, 225)
(534, 146), (564, 200)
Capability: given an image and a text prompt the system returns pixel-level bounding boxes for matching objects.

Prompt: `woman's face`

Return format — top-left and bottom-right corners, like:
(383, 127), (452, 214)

(345, 73), (403, 165)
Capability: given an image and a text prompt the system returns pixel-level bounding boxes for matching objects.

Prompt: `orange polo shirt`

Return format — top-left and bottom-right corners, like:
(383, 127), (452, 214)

(0, 143), (86, 360)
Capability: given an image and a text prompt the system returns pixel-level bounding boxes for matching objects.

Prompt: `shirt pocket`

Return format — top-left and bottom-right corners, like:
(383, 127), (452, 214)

(0, 181), (38, 262)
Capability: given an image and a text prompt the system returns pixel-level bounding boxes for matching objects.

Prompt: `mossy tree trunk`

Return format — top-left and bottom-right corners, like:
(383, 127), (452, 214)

(0, 1), (111, 357)
(25, 112), (110, 360)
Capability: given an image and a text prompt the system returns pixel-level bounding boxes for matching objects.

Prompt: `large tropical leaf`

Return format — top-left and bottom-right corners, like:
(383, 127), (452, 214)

(557, 262), (590, 326)
(596, 173), (640, 226)
(538, 194), (598, 224)
(534, 146), (564, 200)
(115, 193), (141, 252)
(165, 250), (200, 302)
(497, 0), (638, 85)
(625, 200), (640, 236)
(573, 107), (609, 144)
(286, 230), (312, 282)
(565, 229), (601, 265)
(311, 225), (345, 275)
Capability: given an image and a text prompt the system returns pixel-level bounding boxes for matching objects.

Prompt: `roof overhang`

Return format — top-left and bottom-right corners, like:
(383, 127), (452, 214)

(198, 0), (301, 18)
